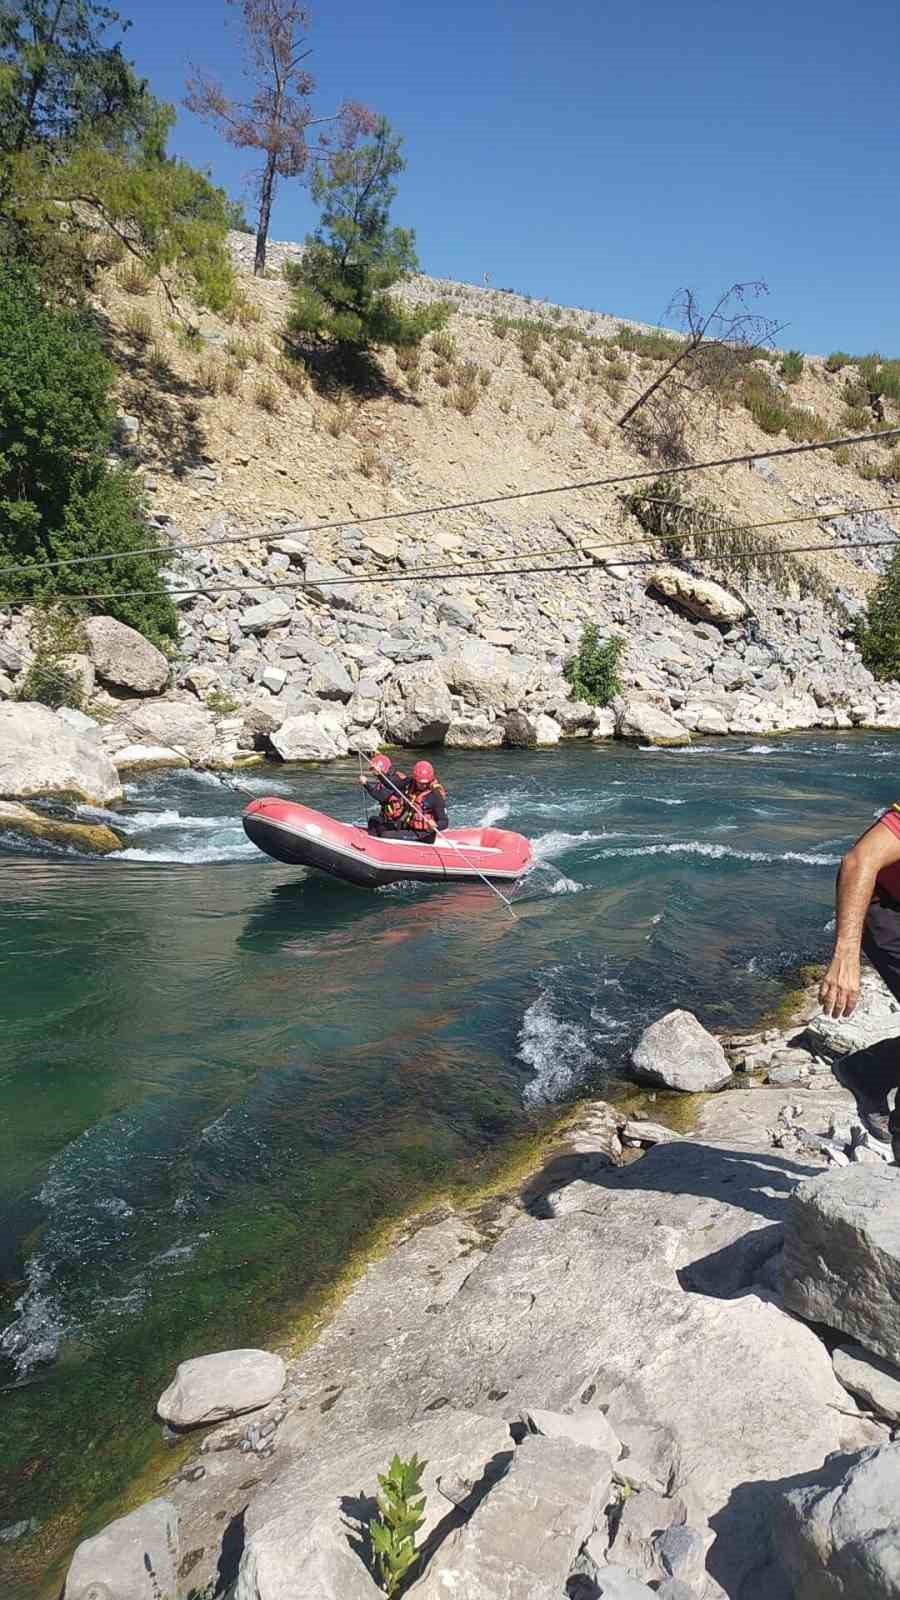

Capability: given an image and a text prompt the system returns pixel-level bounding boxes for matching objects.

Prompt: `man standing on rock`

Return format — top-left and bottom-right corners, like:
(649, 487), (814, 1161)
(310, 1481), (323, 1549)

(819, 803), (900, 1162)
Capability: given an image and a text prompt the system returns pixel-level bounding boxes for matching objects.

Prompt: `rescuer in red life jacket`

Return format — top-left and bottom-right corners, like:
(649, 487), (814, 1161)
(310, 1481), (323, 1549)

(361, 752), (407, 836)
(401, 760), (449, 842)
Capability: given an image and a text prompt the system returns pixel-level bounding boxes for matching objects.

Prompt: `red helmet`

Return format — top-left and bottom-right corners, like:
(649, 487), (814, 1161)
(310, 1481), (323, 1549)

(370, 753), (392, 774)
(412, 760), (434, 786)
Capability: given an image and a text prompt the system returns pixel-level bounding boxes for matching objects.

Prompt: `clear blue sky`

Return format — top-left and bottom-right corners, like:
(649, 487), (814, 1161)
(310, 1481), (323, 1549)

(124, 0), (899, 353)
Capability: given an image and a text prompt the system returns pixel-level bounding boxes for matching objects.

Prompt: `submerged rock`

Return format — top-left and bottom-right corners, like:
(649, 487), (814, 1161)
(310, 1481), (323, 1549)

(157, 1349), (286, 1428)
(631, 1010), (732, 1093)
(0, 801), (122, 855)
(0, 702), (123, 804)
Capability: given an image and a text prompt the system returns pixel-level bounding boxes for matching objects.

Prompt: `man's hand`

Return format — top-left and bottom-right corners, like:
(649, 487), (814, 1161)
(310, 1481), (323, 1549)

(819, 954), (861, 1019)
(359, 774), (369, 786)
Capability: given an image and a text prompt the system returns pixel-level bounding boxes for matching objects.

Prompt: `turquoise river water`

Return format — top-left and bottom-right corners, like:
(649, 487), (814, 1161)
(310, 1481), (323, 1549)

(1, 734), (896, 1594)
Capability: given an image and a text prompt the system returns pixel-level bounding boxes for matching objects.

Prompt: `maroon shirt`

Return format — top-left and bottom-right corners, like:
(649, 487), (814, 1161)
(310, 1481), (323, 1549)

(876, 805), (900, 899)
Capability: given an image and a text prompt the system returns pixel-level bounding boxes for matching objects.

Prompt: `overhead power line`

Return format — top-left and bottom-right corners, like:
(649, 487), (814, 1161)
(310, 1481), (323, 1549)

(0, 425), (898, 584)
(8, 533), (900, 609)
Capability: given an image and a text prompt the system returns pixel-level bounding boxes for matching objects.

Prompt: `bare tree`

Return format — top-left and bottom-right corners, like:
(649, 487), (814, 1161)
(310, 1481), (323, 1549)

(186, 0), (340, 275)
(617, 282), (783, 441)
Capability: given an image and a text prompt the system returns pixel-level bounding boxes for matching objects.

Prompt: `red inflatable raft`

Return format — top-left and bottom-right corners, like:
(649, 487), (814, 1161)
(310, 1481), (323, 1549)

(243, 798), (533, 889)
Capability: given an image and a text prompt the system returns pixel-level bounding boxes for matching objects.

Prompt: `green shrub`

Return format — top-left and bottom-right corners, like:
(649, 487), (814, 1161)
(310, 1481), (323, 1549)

(856, 549), (900, 679)
(565, 627), (625, 706)
(739, 368), (827, 441)
(368, 1453), (427, 1597)
(18, 655), (82, 710)
(17, 602), (88, 710)
(0, 265), (176, 645)
(430, 330), (457, 362)
(825, 351), (851, 372)
(614, 325), (686, 361)
(779, 350), (803, 383)
(843, 404), (871, 432)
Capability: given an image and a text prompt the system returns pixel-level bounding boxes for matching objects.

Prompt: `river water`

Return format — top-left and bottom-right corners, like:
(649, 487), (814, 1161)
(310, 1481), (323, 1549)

(0, 734), (895, 1590)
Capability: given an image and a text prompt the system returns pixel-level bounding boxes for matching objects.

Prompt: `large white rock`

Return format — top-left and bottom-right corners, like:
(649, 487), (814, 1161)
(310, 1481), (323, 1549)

(64, 1498), (178, 1600)
(646, 567), (747, 626)
(157, 1349), (286, 1428)
(445, 711), (504, 748)
(307, 654), (354, 702)
(269, 712), (346, 762)
(774, 1441), (900, 1599)
(617, 700), (691, 747)
(410, 1433), (613, 1599)
(384, 663), (453, 745)
(782, 1166), (900, 1362)
(0, 702), (122, 803)
(631, 1010), (732, 1093)
(84, 615), (169, 695)
(503, 710), (562, 747)
(107, 698), (217, 764)
(443, 640), (540, 711)
(239, 598), (292, 634)
(111, 744), (191, 773)
(523, 1405), (622, 1460)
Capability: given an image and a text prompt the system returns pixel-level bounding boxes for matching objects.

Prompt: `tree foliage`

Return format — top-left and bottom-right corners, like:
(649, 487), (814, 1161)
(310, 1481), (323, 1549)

(187, 0), (337, 275)
(287, 110), (446, 371)
(0, 263), (177, 643)
(565, 626), (625, 706)
(1, 0), (236, 305)
(856, 551), (900, 681)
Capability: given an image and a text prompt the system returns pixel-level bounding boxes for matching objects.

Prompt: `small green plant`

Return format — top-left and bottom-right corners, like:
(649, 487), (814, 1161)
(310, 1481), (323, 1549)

(430, 330), (456, 362)
(124, 307), (153, 346)
(856, 547), (900, 678)
(565, 626), (625, 706)
(779, 350), (803, 383)
(18, 603), (89, 710)
(825, 351), (851, 372)
(614, 325), (686, 361)
(225, 337), (251, 369)
(207, 689), (240, 714)
(118, 261), (151, 295)
(276, 356), (308, 394)
(197, 358), (222, 396)
(174, 323), (204, 354)
(368, 1453), (427, 1597)
(254, 379), (280, 413)
(843, 404), (871, 432)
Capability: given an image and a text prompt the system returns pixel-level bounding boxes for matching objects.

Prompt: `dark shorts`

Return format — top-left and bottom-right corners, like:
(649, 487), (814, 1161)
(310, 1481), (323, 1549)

(839, 890), (900, 1128)
(863, 890), (900, 1004)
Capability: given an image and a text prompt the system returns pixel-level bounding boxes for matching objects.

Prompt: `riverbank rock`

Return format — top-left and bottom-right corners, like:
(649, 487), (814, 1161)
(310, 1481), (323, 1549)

(833, 1343), (900, 1425)
(616, 701), (691, 747)
(105, 698), (216, 765)
(646, 568), (748, 627)
(0, 801), (122, 855)
(84, 615), (169, 695)
(64, 1498), (178, 1600)
(269, 710), (347, 761)
(157, 1349), (286, 1428)
(631, 1010), (732, 1092)
(410, 1433), (613, 1599)
(773, 1441), (900, 1599)
(0, 703), (123, 804)
(384, 663), (453, 745)
(782, 1166), (900, 1361)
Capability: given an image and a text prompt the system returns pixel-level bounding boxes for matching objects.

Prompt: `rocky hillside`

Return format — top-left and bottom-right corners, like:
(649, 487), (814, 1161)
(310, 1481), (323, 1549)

(2, 237), (900, 787)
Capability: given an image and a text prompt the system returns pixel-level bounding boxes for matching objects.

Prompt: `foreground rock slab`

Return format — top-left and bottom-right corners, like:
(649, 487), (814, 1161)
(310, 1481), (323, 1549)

(774, 1441), (900, 1600)
(0, 703), (123, 804)
(0, 800), (122, 854)
(157, 1349), (286, 1428)
(617, 700), (691, 747)
(833, 1342), (900, 1425)
(410, 1433), (612, 1599)
(85, 615), (169, 695)
(631, 1010), (732, 1093)
(782, 1165), (900, 1362)
(64, 1498), (178, 1600)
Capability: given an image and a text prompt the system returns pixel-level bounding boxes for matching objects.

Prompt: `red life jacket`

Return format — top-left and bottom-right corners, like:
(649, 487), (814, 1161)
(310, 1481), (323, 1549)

(404, 779), (446, 832)
(382, 769), (407, 823)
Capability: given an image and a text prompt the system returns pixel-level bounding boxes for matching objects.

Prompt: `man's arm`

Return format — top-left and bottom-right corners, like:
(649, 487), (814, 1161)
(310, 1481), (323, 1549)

(428, 790), (449, 831)
(819, 820), (900, 1018)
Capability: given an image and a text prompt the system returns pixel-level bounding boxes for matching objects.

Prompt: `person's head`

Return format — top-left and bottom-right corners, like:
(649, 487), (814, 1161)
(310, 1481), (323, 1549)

(412, 759), (435, 788)
(370, 753), (392, 775)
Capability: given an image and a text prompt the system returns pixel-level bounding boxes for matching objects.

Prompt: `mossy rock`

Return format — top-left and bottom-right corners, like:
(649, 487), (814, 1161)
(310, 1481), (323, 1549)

(0, 801), (123, 854)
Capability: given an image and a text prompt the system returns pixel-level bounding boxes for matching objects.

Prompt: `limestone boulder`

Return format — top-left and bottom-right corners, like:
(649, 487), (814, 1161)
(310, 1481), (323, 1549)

(833, 1343), (900, 1425)
(445, 711), (504, 748)
(523, 1405), (622, 1460)
(307, 654), (354, 702)
(64, 1499), (178, 1600)
(106, 698), (216, 764)
(503, 710), (562, 747)
(84, 615), (169, 695)
(303, 558), (360, 610)
(269, 711), (347, 762)
(442, 640), (541, 711)
(631, 1010), (732, 1093)
(58, 652), (95, 702)
(157, 1349), (286, 1429)
(111, 744), (191, 774)
(782, 1166), (900, 1362)
(773, 1441), (900, 1600)
(409, 1433), (613, 1599)
(239, 598), (292, 634)
(647, 567), (748, 626)
(617, 700), (691, 747)
(0, 702), (122, 804)
(384, 663), (453, 746)
(0, 800), (122, 855)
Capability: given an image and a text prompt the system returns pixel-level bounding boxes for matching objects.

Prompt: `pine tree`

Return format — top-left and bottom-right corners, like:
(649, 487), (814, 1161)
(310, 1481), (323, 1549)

(287, 110), (447, 374)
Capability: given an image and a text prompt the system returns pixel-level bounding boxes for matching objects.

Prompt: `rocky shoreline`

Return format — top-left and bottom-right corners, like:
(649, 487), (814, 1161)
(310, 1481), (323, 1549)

(53, 973), (900, 1600)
